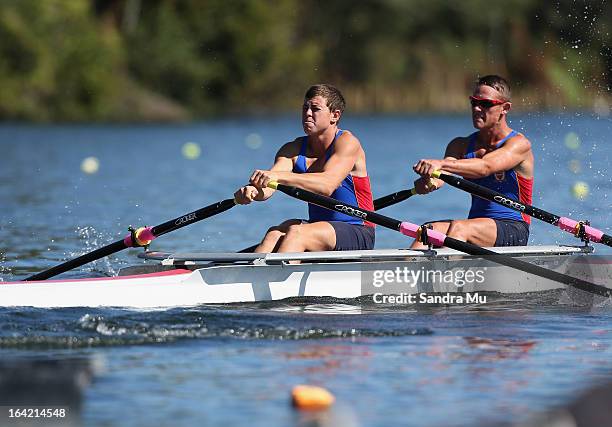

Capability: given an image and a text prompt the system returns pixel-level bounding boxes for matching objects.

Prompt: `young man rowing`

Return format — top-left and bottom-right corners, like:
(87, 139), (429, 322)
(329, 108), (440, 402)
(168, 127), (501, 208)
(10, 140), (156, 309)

(234, 84), (375, 253)
(411, 75), (534, 248)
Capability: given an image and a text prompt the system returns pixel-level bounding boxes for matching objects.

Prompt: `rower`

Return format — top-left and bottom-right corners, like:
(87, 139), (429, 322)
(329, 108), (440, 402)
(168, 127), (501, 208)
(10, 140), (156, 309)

(233, 84), (375, 253)
(411, 75), (534, 248)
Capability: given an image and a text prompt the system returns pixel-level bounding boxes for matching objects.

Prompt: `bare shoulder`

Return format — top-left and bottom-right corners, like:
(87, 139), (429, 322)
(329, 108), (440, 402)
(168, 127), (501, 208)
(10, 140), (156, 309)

(445, 136), (470, 158)
(335, 129), (366, 175)
(505, 132), (532, 152)
(335, 130), (362, 152)
(276, 138), (303, 159)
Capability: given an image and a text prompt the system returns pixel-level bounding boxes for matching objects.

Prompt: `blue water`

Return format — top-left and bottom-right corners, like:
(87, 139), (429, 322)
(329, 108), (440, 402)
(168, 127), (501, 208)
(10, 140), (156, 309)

(0, 114), (611, 426)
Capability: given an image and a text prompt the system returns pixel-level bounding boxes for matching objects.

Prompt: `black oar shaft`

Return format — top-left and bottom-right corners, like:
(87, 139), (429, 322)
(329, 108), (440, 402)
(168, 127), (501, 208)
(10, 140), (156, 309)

(374, 189), (416, 210)
(24, 199), (236, 281)
(434, 172), (612, 247)
(277, 184), (402, 230)
(25, 240), (127, 281)
(435, 173), (559, 224)
(151, 199), (236, 237)
(238, 189), (416, 253)
(444, 237), (609, 297)
(271, 182), (611, 298)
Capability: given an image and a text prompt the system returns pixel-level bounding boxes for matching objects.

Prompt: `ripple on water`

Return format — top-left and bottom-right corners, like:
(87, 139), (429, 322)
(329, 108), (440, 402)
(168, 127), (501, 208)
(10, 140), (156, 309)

(0, 301), (435, 349)
(0, 291), (609, 349)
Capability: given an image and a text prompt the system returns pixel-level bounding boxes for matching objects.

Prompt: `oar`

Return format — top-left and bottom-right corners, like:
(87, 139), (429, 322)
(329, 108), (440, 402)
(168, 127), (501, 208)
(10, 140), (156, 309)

(268, 181), (611, 297)
(373, 188), (417, 210)
(237, 188), (417, 253)
(25, 199), (237, 281)
(430, 171), (612, 248)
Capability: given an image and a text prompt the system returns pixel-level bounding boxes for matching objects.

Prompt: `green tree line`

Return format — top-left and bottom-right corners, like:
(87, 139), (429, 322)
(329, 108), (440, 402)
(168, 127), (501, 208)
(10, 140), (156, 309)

(0, 0), (610, 121)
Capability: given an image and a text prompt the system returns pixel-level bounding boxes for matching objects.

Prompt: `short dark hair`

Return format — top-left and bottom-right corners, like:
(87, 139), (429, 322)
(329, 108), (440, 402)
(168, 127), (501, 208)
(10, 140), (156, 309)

(304, 84), (346, 114)
(476, 75), (511, 101)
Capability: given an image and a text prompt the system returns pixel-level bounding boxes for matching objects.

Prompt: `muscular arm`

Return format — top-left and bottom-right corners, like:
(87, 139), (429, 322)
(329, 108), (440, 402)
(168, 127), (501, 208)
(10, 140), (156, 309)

(254, 132), (361, 196)
(235, 141), (297, 203)
(414, 136), (532, 180)
(439, 137), (532, 179)
(255, 141), (297, 200)
(413, 138), (466, 192)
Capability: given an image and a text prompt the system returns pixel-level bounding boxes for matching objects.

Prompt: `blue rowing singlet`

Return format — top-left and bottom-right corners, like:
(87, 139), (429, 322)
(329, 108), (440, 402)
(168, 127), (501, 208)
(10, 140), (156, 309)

(464, 130), (533, 223)
(293, 130), (374, 226)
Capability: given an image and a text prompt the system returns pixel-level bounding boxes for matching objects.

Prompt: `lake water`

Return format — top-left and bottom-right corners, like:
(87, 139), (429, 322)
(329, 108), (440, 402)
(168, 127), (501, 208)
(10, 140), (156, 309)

(0, 114), (611, 426)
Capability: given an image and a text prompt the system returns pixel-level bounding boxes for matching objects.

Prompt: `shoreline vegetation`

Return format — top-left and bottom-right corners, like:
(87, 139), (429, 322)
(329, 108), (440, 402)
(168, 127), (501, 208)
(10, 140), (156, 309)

(1, 1), (611, 122)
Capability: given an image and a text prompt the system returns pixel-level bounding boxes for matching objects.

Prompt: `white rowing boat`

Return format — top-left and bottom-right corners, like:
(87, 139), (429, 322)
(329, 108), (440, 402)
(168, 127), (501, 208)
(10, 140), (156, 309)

(1, 245), (609, 309)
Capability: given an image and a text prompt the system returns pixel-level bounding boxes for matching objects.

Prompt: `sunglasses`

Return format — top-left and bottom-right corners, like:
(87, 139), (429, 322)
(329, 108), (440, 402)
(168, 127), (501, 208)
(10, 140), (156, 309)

(469, 96), (506, 109)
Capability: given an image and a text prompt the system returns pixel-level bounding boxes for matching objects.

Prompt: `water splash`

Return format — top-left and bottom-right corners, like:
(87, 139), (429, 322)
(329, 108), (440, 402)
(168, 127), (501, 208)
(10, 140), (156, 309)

(74, 226), (117, 277)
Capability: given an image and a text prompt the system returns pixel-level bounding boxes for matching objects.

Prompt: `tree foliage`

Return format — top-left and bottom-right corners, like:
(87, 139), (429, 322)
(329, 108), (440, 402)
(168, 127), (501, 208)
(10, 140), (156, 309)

(0, 0), (610, 121)
(0, 0), (122, 121)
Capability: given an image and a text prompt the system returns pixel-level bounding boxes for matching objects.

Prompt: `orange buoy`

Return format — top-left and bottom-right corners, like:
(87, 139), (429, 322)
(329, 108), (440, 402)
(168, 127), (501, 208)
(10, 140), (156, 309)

(291, 385), (335, 410)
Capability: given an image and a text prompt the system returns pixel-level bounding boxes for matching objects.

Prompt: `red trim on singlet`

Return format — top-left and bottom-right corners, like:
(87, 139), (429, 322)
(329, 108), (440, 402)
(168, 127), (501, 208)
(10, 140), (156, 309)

(352, 175), (375, 227)
(517, 174), (534, 224)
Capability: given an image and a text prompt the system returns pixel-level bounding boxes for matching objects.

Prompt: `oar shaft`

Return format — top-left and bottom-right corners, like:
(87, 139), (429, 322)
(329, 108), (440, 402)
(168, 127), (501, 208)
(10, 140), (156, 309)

(25, 240), (127, 281)
(434, 172), (612, 247)
(151, 199), (236, 237)
(237, 189), (416, 253)
(269, 182), (611, 298)
(443, 236), (609, 296)
(24, 199), (236, 281)
(434, 172), (559, 224)
(374, 189), (416, 210)
(274, 184), (402, 231)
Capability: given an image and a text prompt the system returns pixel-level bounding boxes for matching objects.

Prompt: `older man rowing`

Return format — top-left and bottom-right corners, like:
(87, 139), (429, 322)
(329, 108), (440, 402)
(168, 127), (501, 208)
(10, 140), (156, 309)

(412, 75), (534, 248)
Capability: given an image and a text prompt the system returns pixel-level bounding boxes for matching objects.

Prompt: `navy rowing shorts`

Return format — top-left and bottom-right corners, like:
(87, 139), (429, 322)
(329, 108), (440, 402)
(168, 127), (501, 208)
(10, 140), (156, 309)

(329, 221), (376, 251)
(494, 219), (530, 246)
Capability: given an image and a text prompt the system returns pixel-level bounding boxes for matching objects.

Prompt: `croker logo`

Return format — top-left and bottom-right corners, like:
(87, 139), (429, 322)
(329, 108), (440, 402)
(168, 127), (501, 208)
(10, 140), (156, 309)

(493, 195), (525, 211)
(175, 212), (197, 226)
(335, 204), (367, 219)
(494, 171), (506, 181)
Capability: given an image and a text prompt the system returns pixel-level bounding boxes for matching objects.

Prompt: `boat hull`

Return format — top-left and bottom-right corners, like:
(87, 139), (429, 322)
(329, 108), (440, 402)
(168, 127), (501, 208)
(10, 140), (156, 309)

(1, 246), (609, 309)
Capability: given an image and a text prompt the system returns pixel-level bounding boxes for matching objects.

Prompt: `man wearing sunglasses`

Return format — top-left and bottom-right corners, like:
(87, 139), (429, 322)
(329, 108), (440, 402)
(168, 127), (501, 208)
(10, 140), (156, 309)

(411, 75), (534, 248)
